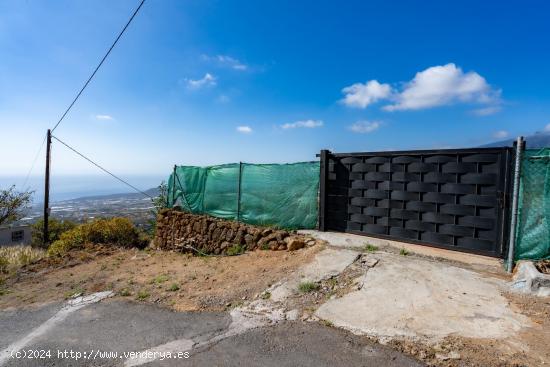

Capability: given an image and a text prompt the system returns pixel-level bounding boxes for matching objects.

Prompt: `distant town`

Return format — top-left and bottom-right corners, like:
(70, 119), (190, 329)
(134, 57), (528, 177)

(20, 187), (160, 231)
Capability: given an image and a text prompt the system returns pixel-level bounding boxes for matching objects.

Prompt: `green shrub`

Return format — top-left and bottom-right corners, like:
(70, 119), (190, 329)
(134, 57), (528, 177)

(226, 243), (245, 256)
(136, 290), (150, 300)
(298, 281), (320, 293)
(31, 218), (77, 248)
(167, 283), (180, 292)
(47, 217), (148, 257)
(151, 274), (169, 284)
(363, 243), (379, 252)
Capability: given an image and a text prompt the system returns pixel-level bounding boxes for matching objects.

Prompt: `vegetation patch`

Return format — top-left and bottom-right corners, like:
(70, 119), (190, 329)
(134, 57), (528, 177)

(48, 217), (149, 257)
(167, 283), (180, 292)
(400, 248), (410, 256)
(0, 246), (45, 274)
(363, 243), (379, 253)
(119, 288), (132, 297)
(31, 218), (76, 248)
(226, 243), (245, 256)
(151, 274), (169, 284)
(136, 290), (150, 301)
(298, 281), (320, 293)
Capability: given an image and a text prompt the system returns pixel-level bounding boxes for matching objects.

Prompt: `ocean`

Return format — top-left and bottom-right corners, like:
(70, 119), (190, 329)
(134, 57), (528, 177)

(0, 175), (166, 202)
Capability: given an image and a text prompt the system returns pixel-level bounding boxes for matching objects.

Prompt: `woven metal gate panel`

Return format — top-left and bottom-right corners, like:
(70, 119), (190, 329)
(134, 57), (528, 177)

(319, 148), (513, 257)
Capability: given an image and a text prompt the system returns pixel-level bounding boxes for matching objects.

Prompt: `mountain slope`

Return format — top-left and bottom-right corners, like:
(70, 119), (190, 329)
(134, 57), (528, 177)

(481, 132), (550, 148)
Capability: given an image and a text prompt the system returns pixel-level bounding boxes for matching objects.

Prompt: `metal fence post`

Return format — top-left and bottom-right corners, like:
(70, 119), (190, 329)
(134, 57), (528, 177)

(507, 136), (524, 272)
(318, 150), (329, 231)
(170, 165), (176, 208)
(237, 162), (243, 222)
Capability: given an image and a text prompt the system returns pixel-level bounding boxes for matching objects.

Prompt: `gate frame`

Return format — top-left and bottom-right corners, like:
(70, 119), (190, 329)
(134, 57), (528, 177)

(318, 147), (514, 258)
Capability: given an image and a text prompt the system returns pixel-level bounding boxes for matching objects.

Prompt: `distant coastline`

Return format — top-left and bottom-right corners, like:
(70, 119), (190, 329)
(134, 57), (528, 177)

(0, 174), (165, 202)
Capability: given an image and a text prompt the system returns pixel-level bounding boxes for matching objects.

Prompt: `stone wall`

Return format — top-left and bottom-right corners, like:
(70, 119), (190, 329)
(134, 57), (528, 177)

(155, 209), (312, 255)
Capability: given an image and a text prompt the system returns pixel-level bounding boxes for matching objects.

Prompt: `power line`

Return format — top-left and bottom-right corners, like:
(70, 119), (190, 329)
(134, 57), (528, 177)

(51, 0), (146, 133)
(22, 134), (47, 188)
(51, 135), (153, 199)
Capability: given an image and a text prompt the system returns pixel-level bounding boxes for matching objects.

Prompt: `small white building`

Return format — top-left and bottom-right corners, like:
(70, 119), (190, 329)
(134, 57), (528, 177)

(0, 225), (31, 246)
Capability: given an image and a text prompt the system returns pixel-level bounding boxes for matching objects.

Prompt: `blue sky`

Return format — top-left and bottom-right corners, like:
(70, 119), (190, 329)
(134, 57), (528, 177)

(1, 0), (550, 178)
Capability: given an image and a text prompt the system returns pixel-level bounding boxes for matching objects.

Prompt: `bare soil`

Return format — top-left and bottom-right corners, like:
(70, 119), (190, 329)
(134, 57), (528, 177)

(535, 259), (550, 274)
(0, 243), (321, 311)
(2, 243), (548, 367)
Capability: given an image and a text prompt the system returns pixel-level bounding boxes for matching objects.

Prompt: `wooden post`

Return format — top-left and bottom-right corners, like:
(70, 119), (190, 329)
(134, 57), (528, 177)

(43, 129), (51, 247)
(318, 150), (329, 231)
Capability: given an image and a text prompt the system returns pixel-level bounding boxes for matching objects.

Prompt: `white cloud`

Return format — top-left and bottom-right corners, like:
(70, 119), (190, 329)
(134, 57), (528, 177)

(202, 54), (248, 71)
(186, 73), (217, 89)
(281, 119), (323, 129)
(236, 125), (252, 134)
(95, 114), (114, 121)
(341, 64), (502, 114)
(349, 120), (381, 133)
(472, 105), (502, 116)
(341, 80), (392, 108)
(384, 63), (500, 111)
(543, 123), (550, 133)
(492, 130), (509, 139)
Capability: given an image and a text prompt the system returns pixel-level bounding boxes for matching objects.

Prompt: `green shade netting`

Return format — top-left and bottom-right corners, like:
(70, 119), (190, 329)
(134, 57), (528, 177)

(167, 161), (320, 229)
(515, 148), (550, 260)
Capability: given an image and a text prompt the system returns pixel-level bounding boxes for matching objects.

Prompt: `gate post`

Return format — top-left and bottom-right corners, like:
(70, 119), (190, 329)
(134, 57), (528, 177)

(318, 150), (330, 231)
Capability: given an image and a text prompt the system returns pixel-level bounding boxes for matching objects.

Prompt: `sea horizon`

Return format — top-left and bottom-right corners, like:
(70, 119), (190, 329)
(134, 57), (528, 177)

(0, 174), (166, 202)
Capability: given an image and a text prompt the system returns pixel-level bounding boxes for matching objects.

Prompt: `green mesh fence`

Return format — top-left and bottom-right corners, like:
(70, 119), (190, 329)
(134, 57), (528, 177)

(167, 162), (320, 229)
(515, 148), (550, 260)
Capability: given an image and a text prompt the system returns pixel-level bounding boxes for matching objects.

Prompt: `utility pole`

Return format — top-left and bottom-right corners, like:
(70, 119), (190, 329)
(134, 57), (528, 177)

(43, 129), (51, 247)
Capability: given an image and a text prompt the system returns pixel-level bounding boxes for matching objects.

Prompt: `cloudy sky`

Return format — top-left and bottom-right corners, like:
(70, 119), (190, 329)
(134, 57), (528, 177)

(1, 0), (550, 178)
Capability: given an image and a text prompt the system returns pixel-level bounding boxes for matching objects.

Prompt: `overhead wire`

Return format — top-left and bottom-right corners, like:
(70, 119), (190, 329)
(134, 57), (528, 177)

(36, 0), (150, 201)
(22, 134), (47, 188)
(52, 135), (153, 199)
(51, 0), (146, 133)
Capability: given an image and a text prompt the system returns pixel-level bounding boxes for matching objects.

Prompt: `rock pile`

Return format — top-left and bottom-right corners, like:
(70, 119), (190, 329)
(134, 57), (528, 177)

(155, 209), (312, 255)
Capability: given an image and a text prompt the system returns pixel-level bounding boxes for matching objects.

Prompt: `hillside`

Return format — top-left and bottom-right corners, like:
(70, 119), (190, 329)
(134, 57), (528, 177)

(482, 132), (550, 148)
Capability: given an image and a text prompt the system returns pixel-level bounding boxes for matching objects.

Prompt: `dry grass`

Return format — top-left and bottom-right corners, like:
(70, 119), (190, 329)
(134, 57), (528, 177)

(0, 244), (320, 311)
(0, 246), (46, 274)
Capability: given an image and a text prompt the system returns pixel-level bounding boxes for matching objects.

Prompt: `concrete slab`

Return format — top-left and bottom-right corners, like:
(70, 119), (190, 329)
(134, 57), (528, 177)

(315, 252), (531, 342)
(300, 230), (503, 270)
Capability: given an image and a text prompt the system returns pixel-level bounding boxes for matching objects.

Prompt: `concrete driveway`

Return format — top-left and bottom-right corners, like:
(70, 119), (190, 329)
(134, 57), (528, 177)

(0, 295), (423, 367)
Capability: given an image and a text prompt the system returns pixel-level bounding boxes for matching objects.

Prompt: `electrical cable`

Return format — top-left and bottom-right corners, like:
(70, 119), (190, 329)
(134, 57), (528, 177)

(22, 134), (47, 188)
(51, 0), (146, 133)
(52, 135), (152, 199)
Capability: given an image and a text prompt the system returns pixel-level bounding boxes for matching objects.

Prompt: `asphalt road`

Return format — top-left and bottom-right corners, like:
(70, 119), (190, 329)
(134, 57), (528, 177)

(0, 297), (423, 367)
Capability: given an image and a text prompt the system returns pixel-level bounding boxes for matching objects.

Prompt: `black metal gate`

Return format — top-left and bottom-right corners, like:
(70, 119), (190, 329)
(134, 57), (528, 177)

(318, 148), (513, 257)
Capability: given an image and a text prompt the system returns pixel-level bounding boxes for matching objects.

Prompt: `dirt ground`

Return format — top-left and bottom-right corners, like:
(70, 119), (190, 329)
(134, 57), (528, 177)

(1, 242), (549, 367)
(381, 291), (550, 367)
(0, 244), (321, 312)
